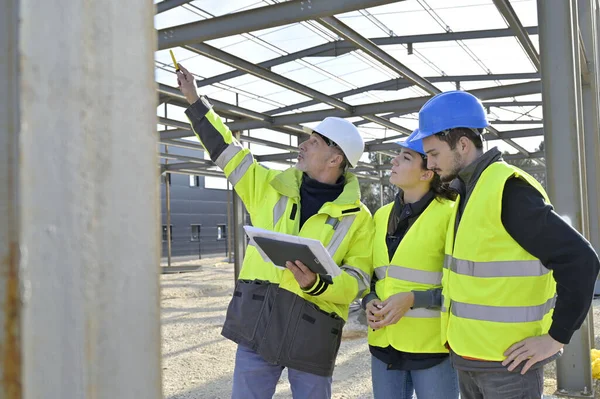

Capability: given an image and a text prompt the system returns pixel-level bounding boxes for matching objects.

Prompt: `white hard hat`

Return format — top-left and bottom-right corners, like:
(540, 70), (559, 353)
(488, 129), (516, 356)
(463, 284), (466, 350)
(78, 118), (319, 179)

(302, 117), (365, 168)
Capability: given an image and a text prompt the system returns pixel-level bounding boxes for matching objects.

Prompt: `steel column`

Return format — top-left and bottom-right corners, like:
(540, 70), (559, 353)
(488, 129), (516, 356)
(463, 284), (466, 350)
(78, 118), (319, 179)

(580, 0), (600, 255)
(538, 0), (593, 395)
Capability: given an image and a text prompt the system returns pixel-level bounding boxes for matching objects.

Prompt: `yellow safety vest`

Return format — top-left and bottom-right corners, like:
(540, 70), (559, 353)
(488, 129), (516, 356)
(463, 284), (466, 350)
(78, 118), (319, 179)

(441, 162), (556, 361)
(369, 198), (454, 353)
(187, 101), (374, 320)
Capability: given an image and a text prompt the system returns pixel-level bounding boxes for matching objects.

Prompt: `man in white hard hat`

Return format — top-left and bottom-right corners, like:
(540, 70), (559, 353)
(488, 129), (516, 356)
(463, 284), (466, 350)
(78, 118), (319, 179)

(176, 65), (374, 399)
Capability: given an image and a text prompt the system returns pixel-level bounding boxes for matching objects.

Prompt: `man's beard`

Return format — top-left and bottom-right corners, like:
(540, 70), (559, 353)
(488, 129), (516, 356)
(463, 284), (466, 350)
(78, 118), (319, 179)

(439, 151), (462, 182)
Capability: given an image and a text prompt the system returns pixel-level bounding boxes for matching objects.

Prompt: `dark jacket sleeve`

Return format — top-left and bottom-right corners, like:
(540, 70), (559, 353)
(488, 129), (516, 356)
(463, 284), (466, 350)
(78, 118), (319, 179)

(501, 177), (600, 344)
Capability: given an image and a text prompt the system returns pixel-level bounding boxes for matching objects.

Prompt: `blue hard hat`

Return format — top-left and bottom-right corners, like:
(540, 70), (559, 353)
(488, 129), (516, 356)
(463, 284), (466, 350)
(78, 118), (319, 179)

(412, 91), (489, 141)
(395, 129), (425, 155)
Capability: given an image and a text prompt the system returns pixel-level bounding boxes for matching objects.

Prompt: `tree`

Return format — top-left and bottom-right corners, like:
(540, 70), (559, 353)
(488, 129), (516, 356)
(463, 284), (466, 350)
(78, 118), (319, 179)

(503, 140), (546, 189)
(358, 152), (397, 214)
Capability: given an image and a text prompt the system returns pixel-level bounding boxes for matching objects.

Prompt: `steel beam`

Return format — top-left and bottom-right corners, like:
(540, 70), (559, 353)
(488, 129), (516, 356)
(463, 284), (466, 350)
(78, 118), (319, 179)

(164, 161), (213, 171)
(483, 127), (544, 139)
(157, 0), (401, 50)
(155, 0), (192, 14)
(160, 138), (205, 152)
(267, 74), (540, 116)
(490, 120), (543, 125)
(483, 101), (543, 107)
(158, 126), (299, 153)
(228, 81), (542, 130)
(318, 16), (440, 94)
(167, 167), (225, 178)
(196, 26), (538, 89)
(361, 151), (546, 173)
(157, 83), (306, 136)
(194, 44), (349, 110)
(159, 128), (193, 139)
(184, 42), (410, 134)
(538, 0), (594, 395)
(493, 0), (541, 71)
(159, 117), (189, 129)
(159, 152), (213, 166)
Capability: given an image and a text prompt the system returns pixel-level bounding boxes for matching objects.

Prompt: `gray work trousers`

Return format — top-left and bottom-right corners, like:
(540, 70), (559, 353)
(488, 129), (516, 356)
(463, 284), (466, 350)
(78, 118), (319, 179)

(457, 367), (544, 399)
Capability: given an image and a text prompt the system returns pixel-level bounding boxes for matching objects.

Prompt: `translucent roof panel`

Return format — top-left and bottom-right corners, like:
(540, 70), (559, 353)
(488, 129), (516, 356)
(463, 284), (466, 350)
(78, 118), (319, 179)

(461, 38), (537, 74)
(215, 38), (282, 64)
(190, 0), (265, 17)
(511, 0), (538, 27)
(250, 23), (330, 54)
(428, 1), (508, 31)
(155, 0), (548, 164)
(340, 3), (446, 37)
(154, 6), (204, 30)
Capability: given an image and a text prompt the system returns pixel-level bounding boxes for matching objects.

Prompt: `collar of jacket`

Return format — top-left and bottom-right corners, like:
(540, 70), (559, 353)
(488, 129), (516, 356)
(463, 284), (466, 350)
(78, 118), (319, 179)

(270, 167), (363, 216)
(450, 147), (503, 196)
(388, 188), (435, 234)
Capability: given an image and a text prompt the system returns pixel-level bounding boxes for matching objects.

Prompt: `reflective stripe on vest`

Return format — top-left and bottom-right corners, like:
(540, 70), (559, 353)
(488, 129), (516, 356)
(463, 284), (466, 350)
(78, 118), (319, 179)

(374, 265), (442, 286)
(341, 264), (370, 298)
(326, 215), (356, 256)
(273, 196), (288, 226)
(444, 256), (550, 278)
(451, 296), (556, 323)
(405, 308), (440, 318)
(215, 143), (253, 186)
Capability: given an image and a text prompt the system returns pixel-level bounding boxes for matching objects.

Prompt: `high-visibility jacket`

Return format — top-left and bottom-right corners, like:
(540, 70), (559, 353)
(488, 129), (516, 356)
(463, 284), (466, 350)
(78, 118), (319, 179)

(441, 161), (556, 361)
(368, 198), (454, 353)
(185, 97), (374, 319)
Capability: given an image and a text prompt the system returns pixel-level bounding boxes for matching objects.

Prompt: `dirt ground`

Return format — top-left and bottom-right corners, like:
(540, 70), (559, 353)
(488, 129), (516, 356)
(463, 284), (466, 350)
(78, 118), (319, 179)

(160, 257), (600, 399)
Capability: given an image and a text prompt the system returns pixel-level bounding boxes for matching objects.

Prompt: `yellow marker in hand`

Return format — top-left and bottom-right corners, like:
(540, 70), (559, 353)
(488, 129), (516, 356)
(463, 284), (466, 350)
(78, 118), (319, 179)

(169, 50), (179, 71)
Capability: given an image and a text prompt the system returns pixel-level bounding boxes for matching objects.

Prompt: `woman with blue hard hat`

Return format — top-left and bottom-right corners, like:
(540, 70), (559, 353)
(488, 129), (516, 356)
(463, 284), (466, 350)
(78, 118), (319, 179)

(362, 129), (459, 399)
(413, 90), (600, 399)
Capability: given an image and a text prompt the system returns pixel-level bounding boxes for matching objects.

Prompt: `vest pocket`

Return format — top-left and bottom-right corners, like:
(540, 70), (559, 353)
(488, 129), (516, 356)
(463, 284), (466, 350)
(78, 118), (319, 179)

(256, 287), (345, 377)
(283, 300), (345, 377)
(221, 279), (277, 350)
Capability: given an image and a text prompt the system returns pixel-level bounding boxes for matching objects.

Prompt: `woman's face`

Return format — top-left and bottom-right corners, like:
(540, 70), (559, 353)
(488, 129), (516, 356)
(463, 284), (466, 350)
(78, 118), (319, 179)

(389, 147), (428, 189)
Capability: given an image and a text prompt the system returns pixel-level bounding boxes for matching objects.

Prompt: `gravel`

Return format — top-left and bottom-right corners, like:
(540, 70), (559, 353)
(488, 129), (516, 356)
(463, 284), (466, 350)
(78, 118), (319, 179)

(161, 257), (600, 399)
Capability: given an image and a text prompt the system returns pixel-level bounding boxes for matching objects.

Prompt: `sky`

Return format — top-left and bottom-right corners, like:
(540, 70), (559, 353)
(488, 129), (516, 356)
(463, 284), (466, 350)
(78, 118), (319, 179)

(154, 0), (544, 189)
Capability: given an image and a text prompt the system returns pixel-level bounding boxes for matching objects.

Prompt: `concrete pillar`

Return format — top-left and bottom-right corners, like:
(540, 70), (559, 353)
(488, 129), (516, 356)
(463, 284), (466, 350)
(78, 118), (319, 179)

(0, 0), (162, 397)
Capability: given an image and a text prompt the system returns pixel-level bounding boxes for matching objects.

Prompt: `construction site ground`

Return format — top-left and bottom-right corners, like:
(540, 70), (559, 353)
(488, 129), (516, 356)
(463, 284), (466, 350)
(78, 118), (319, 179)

(160, 256), (600, 399)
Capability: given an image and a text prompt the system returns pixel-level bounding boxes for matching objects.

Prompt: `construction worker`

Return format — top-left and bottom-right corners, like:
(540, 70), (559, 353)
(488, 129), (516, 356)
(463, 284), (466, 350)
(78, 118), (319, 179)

(411, 90), (600, 399)
(363, 130), (459, 399)
(176, 65), (373, 399)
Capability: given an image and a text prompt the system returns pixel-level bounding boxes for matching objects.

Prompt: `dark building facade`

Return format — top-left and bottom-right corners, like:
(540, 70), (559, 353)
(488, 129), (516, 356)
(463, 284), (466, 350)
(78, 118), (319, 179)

(160, 144), (230, 258)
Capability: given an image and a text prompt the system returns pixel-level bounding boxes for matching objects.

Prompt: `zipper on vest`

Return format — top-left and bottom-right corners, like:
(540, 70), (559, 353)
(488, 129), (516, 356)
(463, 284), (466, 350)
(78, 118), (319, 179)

(341, 207), (360, 214)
